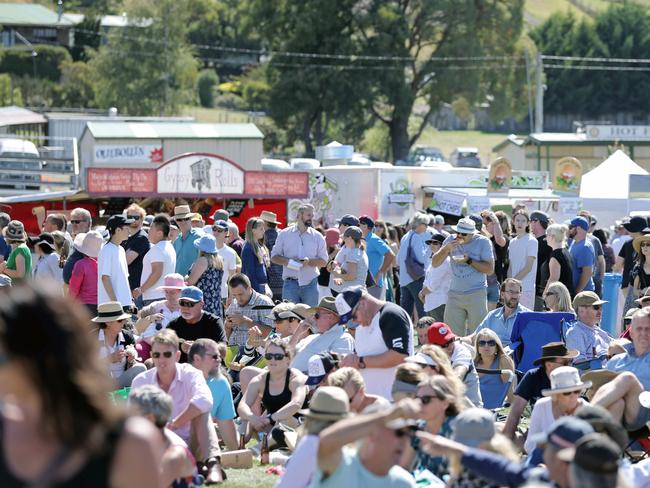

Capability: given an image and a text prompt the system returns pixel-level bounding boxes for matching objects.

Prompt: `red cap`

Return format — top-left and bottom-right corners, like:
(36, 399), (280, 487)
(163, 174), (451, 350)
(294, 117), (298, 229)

(427, 322), (456, 346)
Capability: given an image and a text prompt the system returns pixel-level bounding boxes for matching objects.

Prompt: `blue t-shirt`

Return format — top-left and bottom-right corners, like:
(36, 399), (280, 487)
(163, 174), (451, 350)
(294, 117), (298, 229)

(607, 343), (650, 390)
(569, 239), (595, 291)
(364, 232), (392, 288)
(446, 233), (494, 294)
(207, 376), (236, 420)
(173, 228), (201, 276)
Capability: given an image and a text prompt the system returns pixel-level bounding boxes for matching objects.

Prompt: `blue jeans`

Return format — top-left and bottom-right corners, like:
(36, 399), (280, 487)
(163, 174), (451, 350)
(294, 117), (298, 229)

(282, 277), (319, 307)
(400, 277), (425, 320)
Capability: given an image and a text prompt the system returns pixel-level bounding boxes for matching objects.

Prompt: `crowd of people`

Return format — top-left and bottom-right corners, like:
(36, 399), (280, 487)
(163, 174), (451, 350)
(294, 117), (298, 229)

(0, 203), (648, 487)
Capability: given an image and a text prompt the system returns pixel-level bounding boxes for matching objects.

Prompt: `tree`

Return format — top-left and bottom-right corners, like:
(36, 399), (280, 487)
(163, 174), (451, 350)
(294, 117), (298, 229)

(53, 60), (97, 108)
(197, 69), (218, 107)
(89, 0), (198, 115)
(0, 74), (22, 106)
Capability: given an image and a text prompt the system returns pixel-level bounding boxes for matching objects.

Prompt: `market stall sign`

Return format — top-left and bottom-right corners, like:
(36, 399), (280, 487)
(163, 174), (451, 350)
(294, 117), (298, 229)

(87, 168), (157, 195)
(388, 193), (416, 204)
(244, 171), (309, 198)
(94, 144), (163, 164)
(467, 196), (491, 214)
(225, 199), (248, 217)
(427, 189), (466, 216)
(158, 153), (244, 196)
(586, 125), (650, 141)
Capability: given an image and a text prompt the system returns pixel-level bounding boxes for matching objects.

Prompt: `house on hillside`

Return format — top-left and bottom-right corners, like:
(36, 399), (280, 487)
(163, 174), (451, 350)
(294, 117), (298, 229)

(0, 3), (74, 48)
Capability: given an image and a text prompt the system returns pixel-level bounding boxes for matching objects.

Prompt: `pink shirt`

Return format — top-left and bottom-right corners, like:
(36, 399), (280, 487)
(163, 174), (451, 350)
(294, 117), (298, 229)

(68, 256), (98, 304)
(131, 363), (213, 441)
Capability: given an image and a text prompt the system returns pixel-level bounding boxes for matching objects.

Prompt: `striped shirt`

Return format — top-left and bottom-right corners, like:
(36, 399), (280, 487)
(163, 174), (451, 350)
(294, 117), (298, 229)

(225, 289), (274, 346)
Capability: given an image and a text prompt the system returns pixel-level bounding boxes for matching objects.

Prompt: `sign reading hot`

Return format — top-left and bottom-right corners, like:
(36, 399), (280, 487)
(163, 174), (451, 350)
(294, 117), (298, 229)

(157, 153), (244, 196)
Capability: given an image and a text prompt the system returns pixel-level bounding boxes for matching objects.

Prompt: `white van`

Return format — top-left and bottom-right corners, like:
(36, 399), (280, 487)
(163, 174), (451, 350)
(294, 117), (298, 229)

(0, 138), (42, 190)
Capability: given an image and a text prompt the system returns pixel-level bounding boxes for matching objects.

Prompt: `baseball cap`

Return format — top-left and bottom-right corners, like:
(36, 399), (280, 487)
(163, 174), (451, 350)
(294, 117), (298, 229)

(343, 226), (363, 240)
(425, 234), (445, 245)
(180, 286), (203, 303)
(530, 416), (594, 449)
(106, 214), (135, 232)
(572, 291), (607, 309)
(306, 352), (338, 386)
(359, 215), (375, 228)
(468, 214), (483, 231)
(570, 216), (589, 232)
(530, 211), (550, 224)
(211, 209), (230, 222)
(451, 408), (496, 447)
(334, 286), (364, 324)
(337, 214), (360, 227)
(557, 433), (621, 474)
(212, 220), (229, 231)
(426, 322), (456, 346)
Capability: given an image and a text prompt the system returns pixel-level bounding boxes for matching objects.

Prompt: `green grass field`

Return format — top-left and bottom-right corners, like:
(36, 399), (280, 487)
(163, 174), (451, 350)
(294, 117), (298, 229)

(223, 462), (277, 488)
(415, 128), (514, 165)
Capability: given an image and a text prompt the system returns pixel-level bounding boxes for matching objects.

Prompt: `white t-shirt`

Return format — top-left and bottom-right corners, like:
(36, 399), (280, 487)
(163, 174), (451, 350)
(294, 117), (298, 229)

(525, 396), (588, 453)
(508, 233), (538, 292)
(423, 257), (451, 311)
(275, 434), (319, 488)
(141, 240), (176, 301)
(216, 243), (237, 297)
(97, 241), (132, 307)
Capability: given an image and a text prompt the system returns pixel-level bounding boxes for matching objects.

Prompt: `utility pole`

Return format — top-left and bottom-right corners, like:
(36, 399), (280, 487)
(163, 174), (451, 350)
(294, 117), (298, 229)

(535, 52), (544, 133)
(524, 50), (534, 134)
(162, 3), (169, 115)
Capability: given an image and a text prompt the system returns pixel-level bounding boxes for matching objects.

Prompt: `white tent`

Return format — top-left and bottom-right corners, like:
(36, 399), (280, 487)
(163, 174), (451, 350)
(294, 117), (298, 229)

(579, 150), (650, 227)
(580, 150), (648, 198)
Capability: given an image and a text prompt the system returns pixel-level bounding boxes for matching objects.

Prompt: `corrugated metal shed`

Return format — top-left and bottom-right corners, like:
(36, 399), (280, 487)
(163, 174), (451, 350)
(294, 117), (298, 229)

(0, 106), (47, 128)
(83, 122), (263, 140)
(0, 3), (74, 26)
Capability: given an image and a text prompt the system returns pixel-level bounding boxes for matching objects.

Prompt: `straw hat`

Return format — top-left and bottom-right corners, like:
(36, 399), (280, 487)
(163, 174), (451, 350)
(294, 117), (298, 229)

(633, 233), (650, 254)
(4, 220), (26, 242)
(542, 366), (592, 396)
(298, 386), (350, 421)
(173, 205), (192, 219)
(92, 301), (132, 323)
(77, 231), (103, 258)
(260, 210), (281, 225)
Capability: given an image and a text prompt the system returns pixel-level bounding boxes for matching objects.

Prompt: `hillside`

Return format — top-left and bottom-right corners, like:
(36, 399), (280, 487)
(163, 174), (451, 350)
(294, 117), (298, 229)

(524, 0), (650, 27)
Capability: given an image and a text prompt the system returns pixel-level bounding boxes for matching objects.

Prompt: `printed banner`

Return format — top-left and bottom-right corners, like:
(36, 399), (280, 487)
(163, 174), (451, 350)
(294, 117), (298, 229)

(427, 189), (466, 216)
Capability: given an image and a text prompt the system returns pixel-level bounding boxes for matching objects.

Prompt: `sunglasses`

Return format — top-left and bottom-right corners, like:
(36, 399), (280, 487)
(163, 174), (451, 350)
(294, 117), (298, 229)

(126, 215), (141, 221)
(591, 305), (601, 311)
(212, 226), (226, 232)
(151, 351), (174, 359)
(176, 217), (190, 222)
(393, 428), (414, 438)
(265, 352), (286, 361)
(314, 311), (335, 319)
(418, 395), (436, 405)
(70, 220), (87, 225)
(457, 232), (469, 237)
(561, 391), (581, 397)
(641, 243), (650, 248)
(441, 340), (454, 349)
(478, 340), (497, 347)
(206, 353), (220, 360)
(545, 292), (557, 297)
(179, 300), (198, 307)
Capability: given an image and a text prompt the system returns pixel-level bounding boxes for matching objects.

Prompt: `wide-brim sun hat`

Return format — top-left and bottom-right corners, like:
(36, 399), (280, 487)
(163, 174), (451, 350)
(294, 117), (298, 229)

(298, 386), (350, 421)
(542, 366), (592, 396)
(158, 273), (186, 291)
(533, 342), (579, 366)
(193, 234), (218, 254)
(174, 205), (193, 219)
(633, 234), (650, 254)
(77, 231), (103, 258)
(4, 220), (26, 242)
(451, 217), (477, 235)
(260, 210), (281, 225)
(92, 301), (132, 323)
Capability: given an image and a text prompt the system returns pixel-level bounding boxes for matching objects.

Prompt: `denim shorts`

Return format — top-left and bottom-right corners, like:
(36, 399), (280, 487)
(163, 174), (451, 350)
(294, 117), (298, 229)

(487, 284), (500, 304)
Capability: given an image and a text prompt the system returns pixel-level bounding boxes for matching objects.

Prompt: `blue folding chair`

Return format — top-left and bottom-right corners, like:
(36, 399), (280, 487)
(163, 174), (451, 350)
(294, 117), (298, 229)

(509, 312), (576, 373)
(476, 368), (515, 410)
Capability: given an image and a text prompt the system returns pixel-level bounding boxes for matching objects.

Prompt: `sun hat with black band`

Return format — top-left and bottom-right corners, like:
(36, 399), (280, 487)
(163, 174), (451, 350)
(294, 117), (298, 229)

(298, 386), (350, 421)
(291, 303), (315, 320)
(542, 366), (592, 396)
(174, 205), (193, 220)
(260, 210), (281, 226)
(636, 288), (650, 306)
(92, 301), (132, 323)
(533, 341), (579, 366)
(269, 308), (303, 322)
(451, 217), (477, 234)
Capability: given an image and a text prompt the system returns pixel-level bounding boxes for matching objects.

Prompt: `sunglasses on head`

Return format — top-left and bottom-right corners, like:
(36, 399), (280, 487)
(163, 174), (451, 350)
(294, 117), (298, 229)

(179, 300), (198, 307)
(126, 215), (141, 221)
(478, 339), (497, 347)
(151, 351), (174, 359)
(265, 352), (286, 361)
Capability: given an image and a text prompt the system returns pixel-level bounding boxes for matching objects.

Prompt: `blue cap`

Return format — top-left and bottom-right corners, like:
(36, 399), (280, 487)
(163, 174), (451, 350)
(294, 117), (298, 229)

(212, 219), (229, 231)
(334, 286), (364, 324)
(570, 216), (590, 232)
(181, 286), (203, 303)
(531, 416), (594, 449)
(193, 234), (218, 254)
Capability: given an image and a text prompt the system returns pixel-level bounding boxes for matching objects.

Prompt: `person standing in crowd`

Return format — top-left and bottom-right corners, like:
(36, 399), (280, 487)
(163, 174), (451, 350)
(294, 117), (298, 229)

(579, 211), (606, 297)
(569, 216), (596, 294)
(41, 213), (74, 252)
(173, 205), (201, 277)
(396, 212), (432, 320)
(565, 291), (613, 362)
(122, 204), (150, 306)
(131, 329), (225, 484)
(271, 204), (328, 306)
(69, 207), (92, 238)
(30, 233), (62, 284)
(469, 278), (530, 347)
(68, 231), (103, 316)
(186, 234), (225, 318)
(611, 221), (631, 257)
(631, 233), (650, 300)
(261, 210), (284, 302)
(212, 220), (238, 305)
(98, 215), (134, 311)
(593, 229), (615, 273)
(616, 216), (649, 314)
(227, 221), (245, 257)
(418, 234), (450, 322)
(0, 212), (11, 260)
(133, 214), (176, 308)
(318, 228), (340, 300)
(431, 217), (494, 336)
(189, 339), (239, 451)
(337, 286), (414, 399)
(313, 399), (421, 488)
(0, 285), (162, 487)
(359, 215), (395, 300)
(329, 226), (369, 295)
(542, 223), (575, 298)
(224, 273), (274, 347)
(431, 214), (449, 237)
(0, 220), (32, 282)
(530, 211), (552, 310)
(481, 210), (508, 312)
(508, 210), (538, 310)
(242, 216), (270, 295)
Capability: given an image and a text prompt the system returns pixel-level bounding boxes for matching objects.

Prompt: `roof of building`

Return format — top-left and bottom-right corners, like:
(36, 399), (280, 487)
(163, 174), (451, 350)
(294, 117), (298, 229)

(82, 122), (264, 140)
(63, 13), (152, 28)
(492, 134), (527, 151)
(0, 106), (47, 128)
(0, 3), (74, 26)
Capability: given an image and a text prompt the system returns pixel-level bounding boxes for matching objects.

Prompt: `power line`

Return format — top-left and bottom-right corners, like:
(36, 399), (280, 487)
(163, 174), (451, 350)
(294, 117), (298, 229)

(543, 63), (650, 72)
(542, 54), (650, 64)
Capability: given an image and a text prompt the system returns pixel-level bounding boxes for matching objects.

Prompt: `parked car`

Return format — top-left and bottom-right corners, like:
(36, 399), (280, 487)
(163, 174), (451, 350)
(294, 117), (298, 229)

(450, 147), (481, 168)
(399, 146), (446, 166)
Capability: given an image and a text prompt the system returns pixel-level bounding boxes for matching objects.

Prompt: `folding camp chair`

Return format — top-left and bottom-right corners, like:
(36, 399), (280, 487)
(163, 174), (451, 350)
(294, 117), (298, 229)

(509, 312), (576, 373)
(476, 368), (515, 410)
